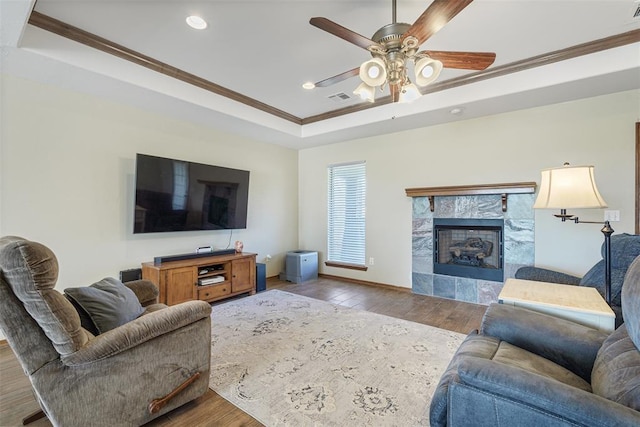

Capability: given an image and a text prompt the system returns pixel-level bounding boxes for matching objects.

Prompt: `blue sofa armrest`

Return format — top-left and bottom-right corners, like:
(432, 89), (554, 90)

(448, 357), (640, 427)
(515, 266), (581, 285)
(480, 303), (608, 381)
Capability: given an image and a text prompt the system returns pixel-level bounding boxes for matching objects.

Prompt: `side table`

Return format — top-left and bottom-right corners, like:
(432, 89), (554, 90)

(498, 278), (615, 332)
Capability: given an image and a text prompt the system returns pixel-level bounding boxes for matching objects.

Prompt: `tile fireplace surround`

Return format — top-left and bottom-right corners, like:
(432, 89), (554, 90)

(409, 183), (536, 305)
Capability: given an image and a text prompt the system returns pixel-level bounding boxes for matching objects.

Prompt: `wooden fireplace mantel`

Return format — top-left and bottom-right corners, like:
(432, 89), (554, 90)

(405, 182), (537, 212)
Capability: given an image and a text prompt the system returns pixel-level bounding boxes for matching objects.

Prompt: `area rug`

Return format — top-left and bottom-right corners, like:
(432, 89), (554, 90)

(208, 290), (465, 426)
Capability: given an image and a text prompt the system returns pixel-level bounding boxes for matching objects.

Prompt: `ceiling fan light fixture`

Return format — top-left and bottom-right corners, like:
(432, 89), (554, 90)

(310, 2), (495, 105)
(186, 15), (207, 30)
(414, 57), (443, 87)
(398, 81), (421, 103)
(359, 57), (387, 86)
(353, 82), (376, 103)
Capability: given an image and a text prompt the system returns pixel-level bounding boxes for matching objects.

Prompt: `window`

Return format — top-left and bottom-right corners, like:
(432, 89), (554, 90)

(327, 161), (366, 268)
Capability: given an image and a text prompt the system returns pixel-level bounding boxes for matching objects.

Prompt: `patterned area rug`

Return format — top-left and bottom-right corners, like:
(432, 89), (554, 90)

(209, 290), (465, 426)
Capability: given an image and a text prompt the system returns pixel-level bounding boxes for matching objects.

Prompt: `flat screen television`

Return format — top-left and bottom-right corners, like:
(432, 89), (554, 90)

(133, 153), (250, 234)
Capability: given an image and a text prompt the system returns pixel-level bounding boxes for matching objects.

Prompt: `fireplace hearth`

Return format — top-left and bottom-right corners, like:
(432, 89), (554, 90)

(434, 218), (504, 282)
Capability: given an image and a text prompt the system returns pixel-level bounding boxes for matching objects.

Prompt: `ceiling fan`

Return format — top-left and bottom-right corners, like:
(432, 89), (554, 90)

(309, 0), (496, 103)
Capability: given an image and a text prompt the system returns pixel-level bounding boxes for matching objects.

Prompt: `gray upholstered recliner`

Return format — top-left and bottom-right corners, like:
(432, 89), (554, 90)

(515, 232), (640, 326)
(0, 236), (212, 426)
(430, 254), (640, 426)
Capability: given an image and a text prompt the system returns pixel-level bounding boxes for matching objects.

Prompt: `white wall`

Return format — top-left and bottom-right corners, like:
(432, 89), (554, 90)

(0, 75), (299, 289)
(1, 74), (638, 297)
(299, 90), (640, 288)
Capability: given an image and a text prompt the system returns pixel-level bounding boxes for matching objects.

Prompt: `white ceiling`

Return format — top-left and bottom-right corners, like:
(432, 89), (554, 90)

(2, 0), (639, 149)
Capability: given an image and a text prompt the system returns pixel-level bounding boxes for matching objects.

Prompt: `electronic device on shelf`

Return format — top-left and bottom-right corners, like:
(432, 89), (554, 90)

(199, 264), (225, 275)
(198, 276), (225, 286)
(153, 248), (236, 265)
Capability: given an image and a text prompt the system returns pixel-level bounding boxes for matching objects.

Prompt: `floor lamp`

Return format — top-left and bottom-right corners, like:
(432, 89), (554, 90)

(533, 163), (614, 305)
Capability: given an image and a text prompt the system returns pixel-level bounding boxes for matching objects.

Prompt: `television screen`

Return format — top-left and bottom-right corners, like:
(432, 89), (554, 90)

(134, 154), (250, 233)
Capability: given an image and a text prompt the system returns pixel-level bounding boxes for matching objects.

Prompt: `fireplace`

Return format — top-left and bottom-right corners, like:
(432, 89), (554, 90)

(409, 184), (535, 304)
(433, 218), (504, 282)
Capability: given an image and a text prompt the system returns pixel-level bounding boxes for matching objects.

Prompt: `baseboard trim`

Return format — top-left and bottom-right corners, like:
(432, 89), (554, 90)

(267, 273), (412, 294)
(318, 274), (412, 293)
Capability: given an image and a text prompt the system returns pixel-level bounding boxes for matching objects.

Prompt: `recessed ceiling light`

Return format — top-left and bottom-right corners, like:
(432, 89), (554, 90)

(450, 107), (464, 115)
(186, 15), (207, 30)
(302, 82), (315, 90)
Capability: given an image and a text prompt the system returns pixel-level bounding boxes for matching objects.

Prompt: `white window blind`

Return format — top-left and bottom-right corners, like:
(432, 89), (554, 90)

(327, 161), (366, 265)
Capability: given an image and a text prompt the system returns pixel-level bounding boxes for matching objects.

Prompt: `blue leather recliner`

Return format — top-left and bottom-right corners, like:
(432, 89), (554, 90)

(430, 254), (640, 426)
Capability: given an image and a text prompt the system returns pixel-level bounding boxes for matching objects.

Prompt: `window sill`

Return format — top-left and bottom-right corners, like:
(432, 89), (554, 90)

(325, 261), (368, 271)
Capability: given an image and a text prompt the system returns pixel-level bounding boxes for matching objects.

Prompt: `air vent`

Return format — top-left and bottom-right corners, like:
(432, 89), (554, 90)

(632, 1), (640, 19)
(328, 92), (351, 102)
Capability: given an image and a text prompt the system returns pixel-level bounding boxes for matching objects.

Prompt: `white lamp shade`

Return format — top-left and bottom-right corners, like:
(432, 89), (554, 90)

(398, 82), (421, 103)
(359, 58), (387, 86)
(353, 82), (376, 102)
(414, 57), (443, 86)
(533, 164), (608, 209)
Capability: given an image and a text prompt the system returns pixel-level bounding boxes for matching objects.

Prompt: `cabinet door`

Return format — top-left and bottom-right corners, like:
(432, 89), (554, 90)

(166, 266), (197, 305)
(231, 257), (255, 293)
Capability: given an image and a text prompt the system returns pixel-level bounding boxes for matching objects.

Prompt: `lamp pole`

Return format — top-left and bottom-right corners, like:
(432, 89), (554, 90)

(570, 217), (613, 305)
(601, 220), (614, 304)
(575, 220), (613, 305)
(554, 210), (613, 305)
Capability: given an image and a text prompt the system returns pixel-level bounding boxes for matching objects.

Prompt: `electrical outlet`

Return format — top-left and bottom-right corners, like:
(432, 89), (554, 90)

(369, 257), (375, 265)
(604, 210), (620, 222)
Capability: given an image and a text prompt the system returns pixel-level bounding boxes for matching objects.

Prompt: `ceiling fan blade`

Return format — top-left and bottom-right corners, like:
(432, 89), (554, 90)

(310, 17), (381, 51)
(420, 51), (496, 70)
(314, 67), (360, 88)
(403, 0), (474, 45)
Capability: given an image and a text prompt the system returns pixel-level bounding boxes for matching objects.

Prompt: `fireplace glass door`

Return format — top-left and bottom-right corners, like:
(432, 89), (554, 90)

(433, 218), (504, 282)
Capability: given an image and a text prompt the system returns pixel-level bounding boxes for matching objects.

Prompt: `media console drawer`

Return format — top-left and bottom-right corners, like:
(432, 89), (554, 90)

(142, 252), (256, 305)
(198, 283), (230, 301)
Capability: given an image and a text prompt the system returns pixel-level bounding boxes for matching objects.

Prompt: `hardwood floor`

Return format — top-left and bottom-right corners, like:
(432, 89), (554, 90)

(268, 276), (487, 335)
(0, 276), (486, 427)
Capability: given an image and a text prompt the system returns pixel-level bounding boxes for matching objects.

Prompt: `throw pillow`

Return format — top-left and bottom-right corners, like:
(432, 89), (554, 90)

(65, 277), (144, 334)
(65, 295), (101, 335)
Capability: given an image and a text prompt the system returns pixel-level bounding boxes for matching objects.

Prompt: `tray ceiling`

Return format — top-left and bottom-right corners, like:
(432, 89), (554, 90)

(2, 1), (639, 148)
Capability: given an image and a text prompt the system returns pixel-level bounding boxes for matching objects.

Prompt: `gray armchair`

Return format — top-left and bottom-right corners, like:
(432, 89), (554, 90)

(430, 254), (640, 426)
(516, 232), (640, 326)
(0, 236), (212, 426)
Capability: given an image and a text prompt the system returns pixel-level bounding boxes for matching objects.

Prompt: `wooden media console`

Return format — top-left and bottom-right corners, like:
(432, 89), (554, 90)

(142, 252), (256, 305)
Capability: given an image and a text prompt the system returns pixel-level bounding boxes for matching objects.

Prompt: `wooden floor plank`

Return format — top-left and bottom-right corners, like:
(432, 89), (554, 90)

(0, 275), (486, 426)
